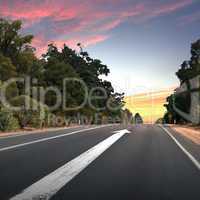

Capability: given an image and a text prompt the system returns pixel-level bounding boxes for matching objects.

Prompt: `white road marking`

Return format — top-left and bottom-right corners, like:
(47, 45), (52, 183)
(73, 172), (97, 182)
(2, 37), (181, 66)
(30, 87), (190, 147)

(0, 126), (84, 139)
(160, 125), (200, 171)
(0, 125), (113, 152)
(10, 129), (129, 200)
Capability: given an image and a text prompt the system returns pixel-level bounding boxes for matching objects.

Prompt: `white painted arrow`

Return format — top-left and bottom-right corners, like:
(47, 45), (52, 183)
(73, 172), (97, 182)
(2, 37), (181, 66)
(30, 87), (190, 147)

(113, 129), (131, 134)
(10, 129), (128, 200)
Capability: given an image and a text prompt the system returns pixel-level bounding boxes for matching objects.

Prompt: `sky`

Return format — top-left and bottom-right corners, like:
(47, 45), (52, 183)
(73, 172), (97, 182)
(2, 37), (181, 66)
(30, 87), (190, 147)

(0, 0), (200, 95)
(124, 87), (175, 123)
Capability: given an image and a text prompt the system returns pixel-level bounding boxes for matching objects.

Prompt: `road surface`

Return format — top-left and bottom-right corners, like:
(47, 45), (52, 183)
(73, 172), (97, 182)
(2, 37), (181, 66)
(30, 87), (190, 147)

(0, 124), (199, 200)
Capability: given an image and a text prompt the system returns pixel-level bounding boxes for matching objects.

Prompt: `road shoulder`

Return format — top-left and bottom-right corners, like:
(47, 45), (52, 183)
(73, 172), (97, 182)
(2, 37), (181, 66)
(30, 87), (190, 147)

(170, 125), (200, 145)
(163, 125), (200, 163)
(0, 125), (88, 139)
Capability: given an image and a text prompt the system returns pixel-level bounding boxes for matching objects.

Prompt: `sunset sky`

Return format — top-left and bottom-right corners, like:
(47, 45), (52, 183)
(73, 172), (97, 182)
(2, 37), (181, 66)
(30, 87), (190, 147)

(124, 88), (175, 123)
(0, 0), (199, 95)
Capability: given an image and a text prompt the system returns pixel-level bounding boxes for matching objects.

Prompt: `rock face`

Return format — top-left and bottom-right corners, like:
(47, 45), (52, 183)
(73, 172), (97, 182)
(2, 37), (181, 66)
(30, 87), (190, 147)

(174, 75), (200, 124)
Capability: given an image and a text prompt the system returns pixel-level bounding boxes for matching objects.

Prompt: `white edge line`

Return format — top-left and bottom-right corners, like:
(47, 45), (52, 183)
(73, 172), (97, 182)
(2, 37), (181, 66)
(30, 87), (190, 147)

(0, 126), (85, 139)
(10, 130), (127, 200)
(159, 125), (200, 171)
(0, 125), (113, 152)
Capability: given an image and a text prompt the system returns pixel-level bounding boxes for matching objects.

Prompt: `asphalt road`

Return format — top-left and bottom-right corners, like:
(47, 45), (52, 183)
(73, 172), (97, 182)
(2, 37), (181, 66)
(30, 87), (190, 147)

(0, 124), (199, 200)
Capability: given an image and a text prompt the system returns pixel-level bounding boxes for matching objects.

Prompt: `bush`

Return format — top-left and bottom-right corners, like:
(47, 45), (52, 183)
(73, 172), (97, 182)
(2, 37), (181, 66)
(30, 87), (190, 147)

(0, 108), (20, 131)
(10, 95), (50, 128)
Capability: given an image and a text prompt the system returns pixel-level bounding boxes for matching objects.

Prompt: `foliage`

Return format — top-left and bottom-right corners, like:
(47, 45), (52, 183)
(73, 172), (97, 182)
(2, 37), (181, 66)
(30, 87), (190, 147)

(176, 39), (200, 83)
(164, 94), (188, 124)
(0, 107), (20, 131)
(0, 80), (19, 102)
(174, 92), (191, 114)
(0, 18), (125, 131)
(165, 39), (200, 124)
(43, 43), (124, 118)
(121, 108), (134, 124)
(134, 113), (143, 124)
(0, 54), (17, 81)
(0, 19), (33, 60)
(43, 56), (85, 114)
(10, 95), (49, 128)
(155, 118), (163, 124)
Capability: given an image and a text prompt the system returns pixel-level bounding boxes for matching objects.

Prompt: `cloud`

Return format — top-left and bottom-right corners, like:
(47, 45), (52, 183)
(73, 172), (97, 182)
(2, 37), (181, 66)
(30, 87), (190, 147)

(32, 33), (109, 57)
(149, 0), (193, 16)
(178, 11), (200, 26)
(0, 0), (194, 56)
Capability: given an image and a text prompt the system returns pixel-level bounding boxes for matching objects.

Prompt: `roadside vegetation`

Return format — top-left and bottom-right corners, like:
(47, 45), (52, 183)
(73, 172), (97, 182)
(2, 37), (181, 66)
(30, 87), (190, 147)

(0, 18), (132, 132)
(163, 39), (200, 124)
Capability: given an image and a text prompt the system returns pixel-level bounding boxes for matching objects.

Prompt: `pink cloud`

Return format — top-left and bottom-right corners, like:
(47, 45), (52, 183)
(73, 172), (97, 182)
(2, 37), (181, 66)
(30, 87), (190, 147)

(83, 35), (110, 46)
(178, 11), (200, 26)
(32, 34), (109, 57)
(0, 0), (194, 56)
(120, 3), (146, 18)
(54, 35), (109, 49)
(150, 0), (193, 17)
(93, 19), (122, 32)
(0, 0), (193, 28)
(0, 1), (55, 21)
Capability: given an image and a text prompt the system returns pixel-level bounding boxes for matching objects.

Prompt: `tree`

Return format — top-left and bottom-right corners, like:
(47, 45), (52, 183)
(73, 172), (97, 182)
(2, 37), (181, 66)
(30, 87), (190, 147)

(121, 108), (133, 124)
(0, 18), (125, 130)
(134, 113), (143, 124)
(43, 43), (124, 119)
(0, 55), (19, 101)
(191, 39), (200, 66)
(0, 19), (33, 60)
(0, 19), (43, 95)
(0, 54), (17, 81)
(43, 49), (85, 115)
(163, 94), (187, 124)
(176, 39), (200, 83)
